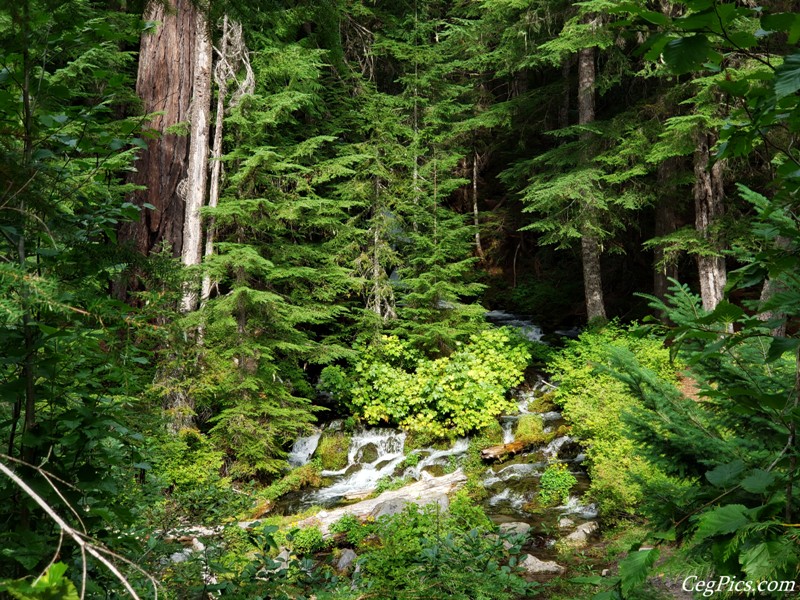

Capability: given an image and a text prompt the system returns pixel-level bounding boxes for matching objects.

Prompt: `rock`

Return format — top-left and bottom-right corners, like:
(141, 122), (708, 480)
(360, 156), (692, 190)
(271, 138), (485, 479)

(520, 554), (566, 577)
(336, 548), (358, 573)
(370, 498), (409, 519)
(357, 442), (379, 463)
(498, 521), (532, 535)
(558, 517), (575, 529)
(563, 521), (599, 548)
(273, 549), (291, 571)
(540, 411), (562, 422)
(601, 568), (610, 577)
(169, 548), (192, 563)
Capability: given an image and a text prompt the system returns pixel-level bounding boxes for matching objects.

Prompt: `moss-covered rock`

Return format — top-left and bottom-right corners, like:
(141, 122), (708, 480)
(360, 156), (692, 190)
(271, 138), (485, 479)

(317, 432), (351, 470)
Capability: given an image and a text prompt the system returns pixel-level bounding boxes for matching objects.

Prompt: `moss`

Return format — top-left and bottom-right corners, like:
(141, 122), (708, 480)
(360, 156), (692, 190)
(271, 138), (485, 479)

(477, 420), (504, 446)
(515, 414), (548, 445)
(317, 432), (351, 470)
(404, 428), (448, 451)
(527, 390), (557, 413)
(257, 463), (322, 507)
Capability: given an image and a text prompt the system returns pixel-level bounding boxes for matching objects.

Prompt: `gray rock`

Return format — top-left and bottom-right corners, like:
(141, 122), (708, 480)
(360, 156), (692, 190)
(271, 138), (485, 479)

(520, 554), (566, 576)
(169, 548), (192, 563)
(336, 548), (358, 573)
(563, 521), (599, 548)
(369, 498), (409, 519)
(499, 521), (532, 535)
(558, 517), (575, 529)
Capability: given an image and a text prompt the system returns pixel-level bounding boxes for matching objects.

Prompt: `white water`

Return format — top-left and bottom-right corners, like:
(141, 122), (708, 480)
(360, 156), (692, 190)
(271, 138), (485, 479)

(312, 429), (407, 503)
(484, 310), (545, 342)
(287, 430), (322, 467)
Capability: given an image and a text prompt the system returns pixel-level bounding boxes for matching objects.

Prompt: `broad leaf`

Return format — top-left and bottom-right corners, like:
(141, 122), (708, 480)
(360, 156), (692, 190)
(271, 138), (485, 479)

(774, 51), (800, 99)
(740, 469), (775, 494)
(663, 35), (712, 74)
(694, 504), (750, 542)
(705, 460), (745, 488)
(619, 548), (659, 597)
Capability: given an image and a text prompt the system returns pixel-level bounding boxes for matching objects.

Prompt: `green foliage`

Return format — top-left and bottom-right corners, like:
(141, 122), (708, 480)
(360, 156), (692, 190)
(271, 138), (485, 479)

(288, 526), (330, 556)
(350, 500), (533, 600)
(0, 563), (79, 600)
(549, 322), (680, 517)
(539, 463), (577, 507)
(335, 328), (530, 437)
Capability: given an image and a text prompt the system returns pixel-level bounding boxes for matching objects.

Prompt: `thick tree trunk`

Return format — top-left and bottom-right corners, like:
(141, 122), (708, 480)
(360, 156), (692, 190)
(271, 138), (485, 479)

(653, 158), (680, 303)
(118, 0), (198, 259)
(693, 132), (726, 312)
(578, 44), (606, 321)
(180, 9), (213, 313)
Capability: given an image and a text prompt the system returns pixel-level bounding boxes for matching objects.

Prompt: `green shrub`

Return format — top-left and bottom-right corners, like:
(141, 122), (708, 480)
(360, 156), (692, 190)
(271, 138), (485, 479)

(325, 328), (530, 438)
(538, 462), (577, 507)
(316, 432), (350, 471)
(548, 322), (679, 518)
(289, 526), (329, 555)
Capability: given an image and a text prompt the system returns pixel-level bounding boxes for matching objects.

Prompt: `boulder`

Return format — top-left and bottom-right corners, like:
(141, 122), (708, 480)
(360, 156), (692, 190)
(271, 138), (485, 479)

(498, 521), (532, 536)
(558, 517), (575, 529)
(520, 554), (566, 577)
(369, 498), (409, 519)
(563, 521), (598, 548)
(336, 548), (358, 573)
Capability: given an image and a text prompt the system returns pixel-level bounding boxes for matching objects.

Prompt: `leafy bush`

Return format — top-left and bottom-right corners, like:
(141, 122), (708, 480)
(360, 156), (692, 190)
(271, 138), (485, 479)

(538, 462), (577, 507)
(323, 328), (530, 437)
(548, 322), (679, 518)
(352, 500), (534, 599)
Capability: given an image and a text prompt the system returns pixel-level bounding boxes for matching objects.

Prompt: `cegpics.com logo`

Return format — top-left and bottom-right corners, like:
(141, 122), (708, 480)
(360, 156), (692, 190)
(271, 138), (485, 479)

(683, 575), (797, 596)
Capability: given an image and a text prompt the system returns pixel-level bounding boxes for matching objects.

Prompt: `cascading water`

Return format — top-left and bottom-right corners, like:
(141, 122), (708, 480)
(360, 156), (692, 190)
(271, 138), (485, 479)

(287, 430), (322, 467)
(310, 428), (407, 505)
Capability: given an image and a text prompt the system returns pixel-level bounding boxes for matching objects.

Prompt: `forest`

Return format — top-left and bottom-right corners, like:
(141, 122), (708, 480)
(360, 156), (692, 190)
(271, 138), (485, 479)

(0, 0), (799, 598)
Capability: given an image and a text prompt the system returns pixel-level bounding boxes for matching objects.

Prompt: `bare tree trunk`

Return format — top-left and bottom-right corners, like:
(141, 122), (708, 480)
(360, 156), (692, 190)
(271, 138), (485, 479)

(472, 150), (484, 260)
(654, 158), (680, 303)
(578, 43), (607, 321)
(180, 9), (213, 313)
(118, 0), (198, 260)
(693, 132), (726, 312)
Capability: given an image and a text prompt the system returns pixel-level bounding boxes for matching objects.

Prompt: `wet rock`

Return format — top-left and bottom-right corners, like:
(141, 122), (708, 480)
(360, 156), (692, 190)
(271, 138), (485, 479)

(558, 517), (575, 529)
(499, 521), (532, 535)
(563, 521), (599, 548)
(540, 411), (562, 422)
(520, 554), (566, 577)
(336, 548), (358, 573)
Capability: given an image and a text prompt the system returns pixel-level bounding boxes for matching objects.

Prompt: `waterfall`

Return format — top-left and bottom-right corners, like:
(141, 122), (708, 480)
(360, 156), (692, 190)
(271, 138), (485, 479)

(287, 430), (322, 467)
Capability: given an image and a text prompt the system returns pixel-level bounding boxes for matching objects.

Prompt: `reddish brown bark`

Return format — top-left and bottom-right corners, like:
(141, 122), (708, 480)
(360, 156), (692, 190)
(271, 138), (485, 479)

(119, 0), (199, 259)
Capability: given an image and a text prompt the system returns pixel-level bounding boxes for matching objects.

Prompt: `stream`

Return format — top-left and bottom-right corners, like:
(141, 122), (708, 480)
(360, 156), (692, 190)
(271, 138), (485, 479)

(280, 314), (596, 549)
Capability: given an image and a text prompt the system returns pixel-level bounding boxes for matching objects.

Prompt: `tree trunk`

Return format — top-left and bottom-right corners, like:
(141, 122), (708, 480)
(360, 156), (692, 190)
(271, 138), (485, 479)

(180, 8), (213, 313)
(472, 150), (484, 260)
(118, 0), (198, 259)
(578, 43), (607, 321)
(693, 132), (726, 312)
(558, 57), (570, 130)
(653, 158), (680, 303)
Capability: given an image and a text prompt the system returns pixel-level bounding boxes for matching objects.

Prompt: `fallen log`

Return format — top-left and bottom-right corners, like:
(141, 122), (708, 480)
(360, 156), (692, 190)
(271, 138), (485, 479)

(480, 441), (533, 461)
